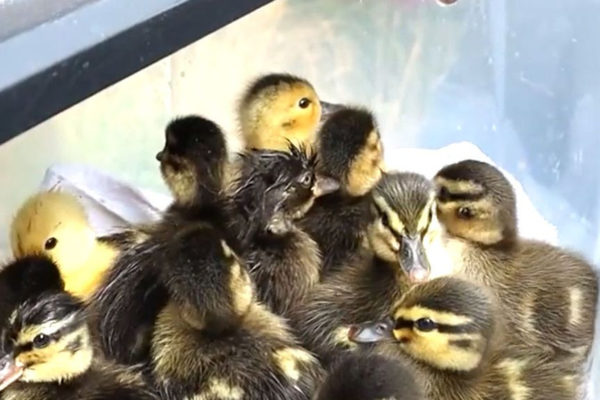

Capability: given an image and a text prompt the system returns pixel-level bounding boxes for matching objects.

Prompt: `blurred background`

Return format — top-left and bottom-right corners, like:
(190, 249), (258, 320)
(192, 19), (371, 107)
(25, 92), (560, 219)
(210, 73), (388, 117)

(0, 0), (598, 391)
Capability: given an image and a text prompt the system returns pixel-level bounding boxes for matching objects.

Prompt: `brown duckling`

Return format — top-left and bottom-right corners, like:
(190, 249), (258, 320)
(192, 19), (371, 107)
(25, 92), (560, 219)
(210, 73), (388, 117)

(429, 160), (599, 361)
(314, 352), (424, 400)
(238, 73), (342, 151)
(350, 277), (581, 400)
(299, 107), (385, 277)
(0, 291), (157, 400)
(291, 172), (433, 365)
(151, 228), (325, 400)
(10, 191), (119, 300)
(228, 144), (338, 317)
(91, 115), (229, 365)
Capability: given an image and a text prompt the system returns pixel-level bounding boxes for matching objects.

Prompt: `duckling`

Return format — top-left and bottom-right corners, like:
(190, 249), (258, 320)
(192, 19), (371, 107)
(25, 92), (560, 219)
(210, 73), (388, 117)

(350, 277), (581, 400)
(291, 172), (433, 365)
(0, 291), (158, 400)
(314, 352), (424, 400)
(0, 255), (64, 327)
(10, 191), (118, 300)
(430, 159), (599, 361)
(299, 107), (385, 277)
(91, 115), (229, 365)
(228, 144), (338, 317)
(238, 73), (342, 151)
(151, 226), (325, 400)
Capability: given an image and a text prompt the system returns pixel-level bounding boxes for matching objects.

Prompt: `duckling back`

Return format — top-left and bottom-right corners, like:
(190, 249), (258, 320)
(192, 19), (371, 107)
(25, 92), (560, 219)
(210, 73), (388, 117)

(10, 191), (117, 300)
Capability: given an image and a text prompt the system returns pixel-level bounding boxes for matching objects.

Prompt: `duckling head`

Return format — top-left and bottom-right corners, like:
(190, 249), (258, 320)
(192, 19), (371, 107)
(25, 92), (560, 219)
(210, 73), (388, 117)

(317, 107), (384, 197)
(161, 229), (254, 335)
(230, 143), (339, 242)
(367, 172), (435, 283)
(315, 352), (423, 400)
(157, 115), (227, 208)
(350, 277), (496, 373)
(238, 73), (342, 151)
(434, 160), (517, 247)
(0, 292), (91, 390)
(10, 191), (97, 280)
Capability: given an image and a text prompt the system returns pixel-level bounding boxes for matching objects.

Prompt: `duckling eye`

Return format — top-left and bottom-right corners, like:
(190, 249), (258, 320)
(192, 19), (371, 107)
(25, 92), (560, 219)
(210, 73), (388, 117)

(457, 207), (474, 219)
(33, 333), (50, 349)
(44, 237), (58, 250)
(298, 98), (311, 109)
(415, 318), (437, 332)
(381, 213), (390, 228)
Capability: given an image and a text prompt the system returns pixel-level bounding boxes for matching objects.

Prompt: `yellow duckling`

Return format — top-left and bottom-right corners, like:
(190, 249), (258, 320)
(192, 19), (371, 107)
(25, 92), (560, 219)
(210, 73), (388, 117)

(10, 190), (117, 300)
(238, 73), (342, 151)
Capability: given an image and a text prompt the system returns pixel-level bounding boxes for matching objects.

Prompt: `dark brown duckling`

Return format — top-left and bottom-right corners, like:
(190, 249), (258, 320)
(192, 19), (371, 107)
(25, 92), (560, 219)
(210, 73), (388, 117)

(429, 160), (599, 363)
(299, 107), (385, 278)
(90, 115), (229, 365)
(292, 172), (433, 366)
(150, 228), (325, 400)
(314, 352), (424, 400)
(238, 73), (342, 151)
(350, 277), (581, 400)
(0, 291), (158, 400)
(227, 144), (338, 317)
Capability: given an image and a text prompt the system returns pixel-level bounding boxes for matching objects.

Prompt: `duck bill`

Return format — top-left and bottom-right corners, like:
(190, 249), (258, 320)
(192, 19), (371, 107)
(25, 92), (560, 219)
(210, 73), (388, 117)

(0, 356), (23, 392)
(313, 175), (340, 197)
(319, 101), (344, 120)
(348, 317), (394, 344)
(397, 236), (431, 284)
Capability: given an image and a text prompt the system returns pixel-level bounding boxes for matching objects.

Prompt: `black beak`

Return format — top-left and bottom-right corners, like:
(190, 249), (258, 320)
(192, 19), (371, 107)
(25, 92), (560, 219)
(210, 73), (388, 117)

(397, 235), (431, 284)
(313, 175), (340, 197)
(319, 101), (344, 120)
(156, 150), (165, 162)
(0, 355), (23, 392)
(348, 317), (394, 344)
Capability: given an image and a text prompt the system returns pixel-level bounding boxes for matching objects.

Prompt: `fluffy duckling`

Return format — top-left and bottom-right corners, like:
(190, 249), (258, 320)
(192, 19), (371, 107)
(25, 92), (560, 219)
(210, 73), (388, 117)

(350, 277), (580, 400)
(430, 160), (599, 361)
(151, 229), (324, 400)
(228, 144), (338, 317)
(299, 107), (385, 277)
(10, 191), (118, 300)
(238, 73), (342, 151)
(0, 255), (64, 327)
(0, 291), (158, 400)
(91, 115), (229, 365)
(314, 352), (424, 400)
(292, 172), (433, 365)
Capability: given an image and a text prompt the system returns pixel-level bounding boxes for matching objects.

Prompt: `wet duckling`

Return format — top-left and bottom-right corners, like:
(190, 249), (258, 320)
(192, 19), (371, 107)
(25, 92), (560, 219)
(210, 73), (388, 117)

(0, 255), (64, 327)
(151, 229), (325, 400)
(350, 277), (580, 400)
(314, 352), (424, 400)
(228, 144), (338, 317)
(238, 73), (342, 151)
(299, 107), (385, 277)
(0, 291), (158, 400)
(10, 191), (118, 300)
(292, 172), (433, 365)
(430, 160), (599, 360)
(91, 115), (229, 365)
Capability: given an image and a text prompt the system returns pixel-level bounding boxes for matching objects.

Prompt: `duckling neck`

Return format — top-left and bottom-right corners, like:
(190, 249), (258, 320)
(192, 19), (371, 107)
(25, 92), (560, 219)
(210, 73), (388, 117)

(64, 241), (118, 300)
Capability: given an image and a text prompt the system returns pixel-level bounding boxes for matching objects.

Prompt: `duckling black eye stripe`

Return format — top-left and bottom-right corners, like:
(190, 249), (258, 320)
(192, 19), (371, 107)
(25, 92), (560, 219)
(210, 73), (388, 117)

(437, 191), (485, 203)
(394, 318), (478, 334)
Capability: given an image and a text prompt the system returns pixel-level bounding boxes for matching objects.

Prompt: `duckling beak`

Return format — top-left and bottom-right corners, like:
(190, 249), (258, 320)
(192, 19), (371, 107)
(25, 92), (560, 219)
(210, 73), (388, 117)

(319, 101), (344, 120)
(397, 236), (431, 284)
(348, 317), (394, 344)
(313, 176), (340, 197)
(0, 355), (23, 392)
